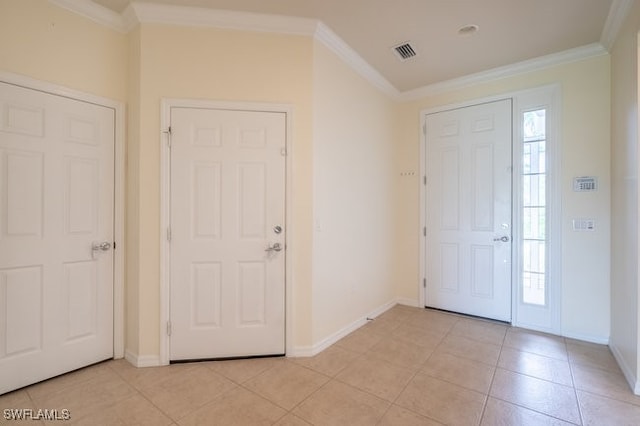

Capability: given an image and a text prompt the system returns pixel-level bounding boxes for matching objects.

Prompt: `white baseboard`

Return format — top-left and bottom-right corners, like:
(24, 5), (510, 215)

(289, 299), (398, 358)
(396, 297), (420, 307)
(610, 343), (640, 395)
(124, 350), (163, 367)
(562, 330), (609, 345)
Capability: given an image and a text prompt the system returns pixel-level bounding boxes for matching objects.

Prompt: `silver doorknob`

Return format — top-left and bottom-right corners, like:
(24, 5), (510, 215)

(493, 236), (510, 242)
(92, 241), (112, 259)
(265, 242), (283, 252)
(92, 241), (112, 251)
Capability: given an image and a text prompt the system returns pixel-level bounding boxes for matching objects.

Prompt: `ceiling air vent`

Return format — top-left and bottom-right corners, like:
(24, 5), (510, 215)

(392, 42), (418, 62)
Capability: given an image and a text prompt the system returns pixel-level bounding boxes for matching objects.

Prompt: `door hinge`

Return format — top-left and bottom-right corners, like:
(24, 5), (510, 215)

(423, 176), (427, 186)
(166, 227), (172, 242)
(163, 126), (172, 147)
(166, 321), (172, 336)
(423, 278), (426, 288)
(423, 227), (426, 237)
(422, 123), (427, 136)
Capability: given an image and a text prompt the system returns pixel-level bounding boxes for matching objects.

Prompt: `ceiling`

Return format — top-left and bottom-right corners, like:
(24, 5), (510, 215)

(91, 0), (616, 92)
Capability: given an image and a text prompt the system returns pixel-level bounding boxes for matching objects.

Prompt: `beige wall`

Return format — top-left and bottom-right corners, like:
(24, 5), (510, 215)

(130, 24), (315, 356)
(311, 41), (397, 345)
(0, 0), (128, 102)
(126, 27), (142, 356)
(610, 0), (640, 393)
(396, 55), (612, 342)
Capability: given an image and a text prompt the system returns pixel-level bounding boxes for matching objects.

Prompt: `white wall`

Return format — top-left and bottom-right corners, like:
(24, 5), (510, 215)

(311, 41), (397, 347)
(610, 0), (640, 394)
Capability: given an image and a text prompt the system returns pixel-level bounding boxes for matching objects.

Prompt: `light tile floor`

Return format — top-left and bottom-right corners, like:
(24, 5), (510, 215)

(2, 305), (640, 425)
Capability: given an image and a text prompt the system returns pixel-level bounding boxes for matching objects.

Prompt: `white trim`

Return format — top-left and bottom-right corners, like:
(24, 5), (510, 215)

(288, 299), (397, 358)
(48, 0), (128, 33)
(124, 350), (162, 368)
(127, 2), (318, 36)
(126, 4), (398, 97)
(113, 90), (126, 360)
(51, 2), (614, 101)
(313, 22), (398, 98)
(402, 44), (607, 101)
(0, 70), (126, 360)
(396, 297), (420, 308)
(159, 98), (294, 365)
(159, 101), (171, 366)
(601, 0), (635, 50)
(511, 84), (562, 335)
(564, 332), (609, 346)
(610, 343), (640, 395)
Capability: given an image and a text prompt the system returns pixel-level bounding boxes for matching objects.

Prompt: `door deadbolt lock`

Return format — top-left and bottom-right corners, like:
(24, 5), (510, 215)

(493, 236), (510, 242)
(273, 225), (283, 234)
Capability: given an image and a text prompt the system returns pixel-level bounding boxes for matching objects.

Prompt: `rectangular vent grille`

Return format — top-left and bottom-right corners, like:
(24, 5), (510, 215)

(393, 42), (417, 61)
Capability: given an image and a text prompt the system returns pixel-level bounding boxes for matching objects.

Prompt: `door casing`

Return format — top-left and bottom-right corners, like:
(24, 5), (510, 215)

(159, 99), (293, 365)
(0, 70), (126, 362)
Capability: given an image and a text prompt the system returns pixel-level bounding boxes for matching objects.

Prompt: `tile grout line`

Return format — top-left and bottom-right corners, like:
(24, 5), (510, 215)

(475, 325), (508, 426)
(566, 339), (586, 426)
(373, 310), (446, 425)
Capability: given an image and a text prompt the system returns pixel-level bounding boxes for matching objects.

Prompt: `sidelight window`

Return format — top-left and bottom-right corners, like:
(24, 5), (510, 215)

(522, 109), (547, 306)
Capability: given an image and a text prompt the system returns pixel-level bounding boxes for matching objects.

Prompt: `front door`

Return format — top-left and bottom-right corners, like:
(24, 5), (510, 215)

(0, 82), (114, 394)
(169, 107), (286, 360)
(425, 99), (512, 321)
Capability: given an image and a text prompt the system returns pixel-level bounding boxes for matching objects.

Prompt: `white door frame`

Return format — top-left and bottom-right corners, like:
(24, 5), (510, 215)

(419, 86), (562, 332)
(0, 71), (126, 359)
(159, 99), (293, 365)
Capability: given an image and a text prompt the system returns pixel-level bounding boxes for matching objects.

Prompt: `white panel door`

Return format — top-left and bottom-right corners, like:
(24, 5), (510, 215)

(425, 99), (512, 321)
(170, 107), (285, 360)
(0, 82), (114, 394)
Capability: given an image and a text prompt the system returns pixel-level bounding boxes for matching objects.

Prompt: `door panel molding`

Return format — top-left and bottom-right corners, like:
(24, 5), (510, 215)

(159, 99), (293, 365)
(0, 72), (125, 392)
(0, 71), (125, 359)
(424, 99), (512, 321)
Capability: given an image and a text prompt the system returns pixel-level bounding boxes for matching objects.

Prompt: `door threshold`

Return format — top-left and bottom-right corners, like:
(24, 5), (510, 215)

(170, 353), (285, 364)
(423, 306), (511, 325)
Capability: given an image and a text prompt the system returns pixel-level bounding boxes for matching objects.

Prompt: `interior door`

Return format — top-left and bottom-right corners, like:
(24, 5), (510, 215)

(169, 107), (286, 360)
(0, 82), (114, 394)
(425, 99), (512, 321)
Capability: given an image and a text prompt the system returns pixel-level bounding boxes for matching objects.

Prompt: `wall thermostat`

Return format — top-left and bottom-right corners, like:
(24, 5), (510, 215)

(573, 176), (597, 192)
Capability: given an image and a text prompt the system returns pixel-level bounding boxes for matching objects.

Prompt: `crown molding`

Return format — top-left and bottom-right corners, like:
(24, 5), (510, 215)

(399, 43), (609, 101)
(48, 0), (128, 33)
(313, 22), (399, 98)
(600, 0), (634, 50)
(125, 2), (318, 36)
(48, 1), (615, 102)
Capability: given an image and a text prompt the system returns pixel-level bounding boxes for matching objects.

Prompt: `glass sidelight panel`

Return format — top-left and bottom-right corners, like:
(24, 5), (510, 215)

(522, 109), (546, 306)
